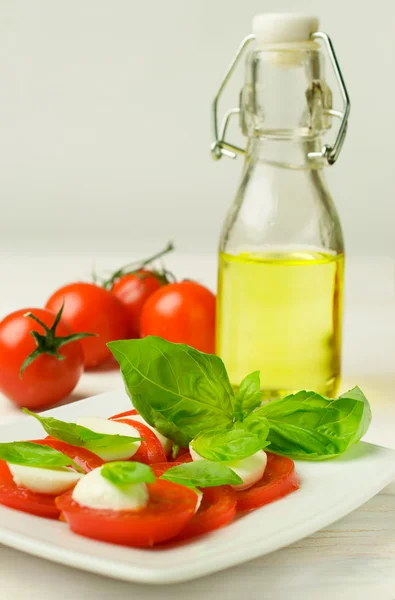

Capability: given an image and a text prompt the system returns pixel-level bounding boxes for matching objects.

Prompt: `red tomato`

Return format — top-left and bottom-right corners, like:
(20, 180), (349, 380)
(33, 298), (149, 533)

(0, 308), (85, 410)
(151, 462), (237, 541)
(174, 451), (193, 464)
(110, 417), (166, 464)
(236, 453), (299, 512)
(57, 479), (197, 547)
(31, 439), (104, 473)
(0, 442), (101, 519)
(46, 283), (128, 369)
(109, 409), (141, 420)
(177, 487), (236, 541)
(111, 270), (163, 338)
(0, 461), (61, 519)
(140, 281), (216, 353)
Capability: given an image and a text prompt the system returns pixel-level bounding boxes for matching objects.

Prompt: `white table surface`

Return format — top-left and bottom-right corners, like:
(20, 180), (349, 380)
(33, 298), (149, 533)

(0, 251), (395, 600)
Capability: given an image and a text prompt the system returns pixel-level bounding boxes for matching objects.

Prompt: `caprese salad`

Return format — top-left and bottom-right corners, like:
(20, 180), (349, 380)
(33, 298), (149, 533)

(0, 336), (372, 548)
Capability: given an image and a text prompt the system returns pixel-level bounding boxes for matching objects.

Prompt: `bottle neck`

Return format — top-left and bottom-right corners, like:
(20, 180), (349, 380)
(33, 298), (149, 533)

(246, 137), (325, 170)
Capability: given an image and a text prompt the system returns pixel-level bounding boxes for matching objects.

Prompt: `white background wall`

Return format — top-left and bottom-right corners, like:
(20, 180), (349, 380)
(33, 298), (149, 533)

(1, 0), (393, 257)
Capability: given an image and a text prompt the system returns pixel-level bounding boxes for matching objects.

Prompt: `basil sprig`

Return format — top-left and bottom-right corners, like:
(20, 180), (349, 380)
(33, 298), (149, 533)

(108, 336), (234, 447)
(109, 337), (372, 462)
(0, 441), (83, 472)
(23, 410), (142, 454)
(255, 387), (371, 460)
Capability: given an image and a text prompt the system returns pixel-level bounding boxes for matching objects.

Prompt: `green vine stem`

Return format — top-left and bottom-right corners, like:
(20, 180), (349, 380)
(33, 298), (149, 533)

(100, 241), (176, 290)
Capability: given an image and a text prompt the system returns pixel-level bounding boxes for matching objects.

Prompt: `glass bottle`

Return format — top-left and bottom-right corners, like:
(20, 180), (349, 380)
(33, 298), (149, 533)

(212, 14), (350, 399)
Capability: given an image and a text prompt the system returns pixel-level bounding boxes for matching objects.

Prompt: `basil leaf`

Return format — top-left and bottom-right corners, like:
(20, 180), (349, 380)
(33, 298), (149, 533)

(256, 386), (372, 460)
(160, 460), (242, 487)
(108, 336), (235, 447)
(23, 409), (141, 453)
(101, 461), (155, 487)
(234, 412), (270, 444)
(191, 427), (269, 462)
(0, 441), (83, 472)
(233, 371), (262, 421)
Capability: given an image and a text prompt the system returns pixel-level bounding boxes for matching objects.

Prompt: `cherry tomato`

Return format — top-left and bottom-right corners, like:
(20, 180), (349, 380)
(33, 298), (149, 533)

(57, 479), (197, 547)
(235, 452), (299, 512)
(0, 308), (86, 410)
(152, 462), (237, 541)
(109, 416), (166, 464)
(140, 281), (216, 353)
(0, 441), (102, 519)
(104, 242), (175, 338)
(111, 270), (163, 338)
(46, 283), (128, 369)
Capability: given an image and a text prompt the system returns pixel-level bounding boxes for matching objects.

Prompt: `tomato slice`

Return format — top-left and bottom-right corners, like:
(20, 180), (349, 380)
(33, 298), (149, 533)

(111, 418), (166, 464)
(0, 440), (104, 519)
(151, 462), (237, 542)
(174, 450), (192, 464)
(171, 446), (190, 462)
(56, 479), (197, 547)
(0, 461), (62, 519)
(33, 438), (104, 473)
(236, 452), (299, 511)
(109, 409), (139, 420)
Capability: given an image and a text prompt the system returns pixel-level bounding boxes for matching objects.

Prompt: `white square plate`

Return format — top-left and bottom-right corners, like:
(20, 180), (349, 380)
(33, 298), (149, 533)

(0, 390), (394, 585)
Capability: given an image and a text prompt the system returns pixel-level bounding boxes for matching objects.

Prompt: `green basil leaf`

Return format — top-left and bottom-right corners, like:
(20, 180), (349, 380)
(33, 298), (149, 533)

(0, 441), (83, 472)
(234, 412), (270, 445)
(101, 461), (155, 487)
(256, 386), (372, 460)
(108, 336), (235, 447)
(160, 460), (242, 487)
(233, 371), (262, 421)
(23, 409), (141, 453)
(191, 427), (269, 462)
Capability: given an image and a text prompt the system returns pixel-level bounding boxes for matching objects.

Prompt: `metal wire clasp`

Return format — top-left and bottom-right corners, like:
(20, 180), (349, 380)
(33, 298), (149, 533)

(211, 34), (255, 160)
(307, 32), (350, 165)
(211, 31), (350, 166)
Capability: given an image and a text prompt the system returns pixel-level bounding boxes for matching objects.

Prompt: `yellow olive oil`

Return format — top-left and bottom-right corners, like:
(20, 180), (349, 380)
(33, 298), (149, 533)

(216, 250), (344, 398)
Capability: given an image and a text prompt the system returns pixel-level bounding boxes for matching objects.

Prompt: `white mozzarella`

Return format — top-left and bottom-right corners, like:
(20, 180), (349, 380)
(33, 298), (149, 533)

(8, 463), (83, 495)
(72, 466), (149, 511)
(76, 416), (141, 461)
(189, 447), (267, 491)
(194, 489), (203, 513)
(113, 414), (172, 456)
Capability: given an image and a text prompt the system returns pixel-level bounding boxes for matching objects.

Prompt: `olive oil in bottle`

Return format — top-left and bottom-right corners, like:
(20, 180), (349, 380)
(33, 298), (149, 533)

(216, 250), (344, 398)
(211, 14), (350, 397)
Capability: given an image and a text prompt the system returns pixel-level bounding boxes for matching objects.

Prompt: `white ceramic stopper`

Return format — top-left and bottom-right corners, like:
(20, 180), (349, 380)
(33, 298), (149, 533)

(252, 13), (319, 45)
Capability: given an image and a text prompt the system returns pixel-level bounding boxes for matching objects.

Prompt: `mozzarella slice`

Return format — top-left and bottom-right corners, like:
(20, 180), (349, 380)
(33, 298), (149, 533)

(8, 463), (83, 495)
(72, 466), (149, 511)
(194, 489), (203, 513)
(113, 414), (172, 456)
(189, 447), (267, 491)
(77, 417), (141, 461)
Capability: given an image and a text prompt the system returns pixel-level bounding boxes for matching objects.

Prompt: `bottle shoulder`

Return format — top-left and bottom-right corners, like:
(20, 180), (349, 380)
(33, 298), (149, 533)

(220, 158), (344, 255)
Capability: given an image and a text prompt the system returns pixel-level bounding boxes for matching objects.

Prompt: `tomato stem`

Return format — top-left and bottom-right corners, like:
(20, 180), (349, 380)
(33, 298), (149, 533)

(100, 241), (176, 290)
(20, 305), (96, 378)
